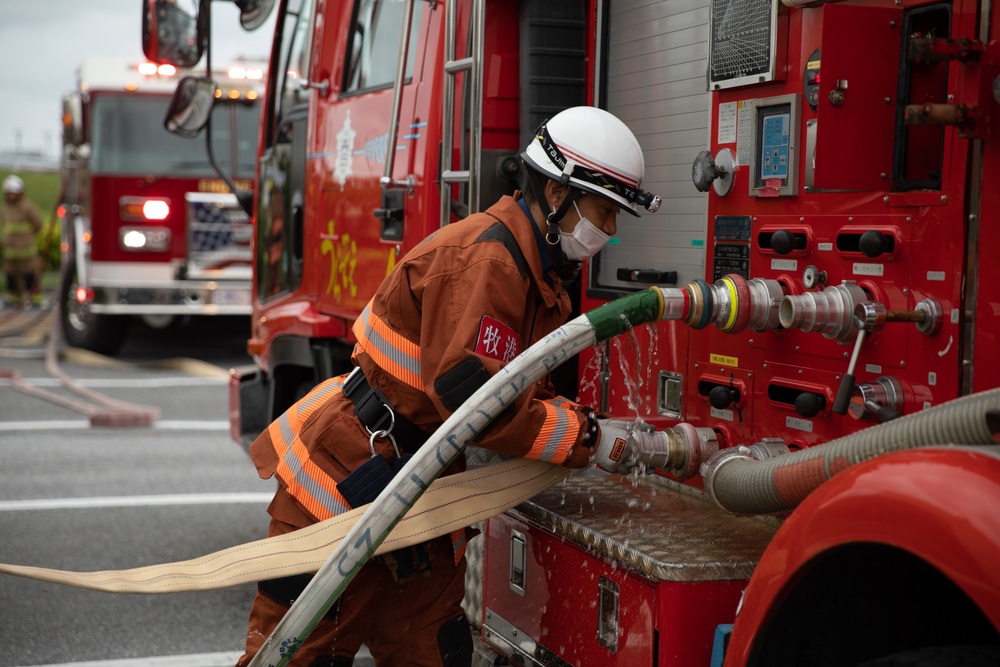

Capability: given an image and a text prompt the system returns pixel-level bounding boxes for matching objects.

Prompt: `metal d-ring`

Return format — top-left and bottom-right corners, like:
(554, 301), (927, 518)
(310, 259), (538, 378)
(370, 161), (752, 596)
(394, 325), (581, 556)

(545, 212), (560, 246)
(366, 404), (401, 458)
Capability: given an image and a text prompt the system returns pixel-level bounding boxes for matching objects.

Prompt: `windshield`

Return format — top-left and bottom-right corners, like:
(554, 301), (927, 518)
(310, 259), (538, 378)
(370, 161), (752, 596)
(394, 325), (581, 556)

(89, 94), (260, 178)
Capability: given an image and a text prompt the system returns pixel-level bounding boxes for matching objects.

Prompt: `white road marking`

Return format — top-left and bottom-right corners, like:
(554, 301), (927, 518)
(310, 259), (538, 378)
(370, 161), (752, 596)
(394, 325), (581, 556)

(1, 420), (230, 431)
(1, 376), (227, 387)
(0, 493), (273, 511)
(15, 647), (373, 667)
(16, 651), (243, 667)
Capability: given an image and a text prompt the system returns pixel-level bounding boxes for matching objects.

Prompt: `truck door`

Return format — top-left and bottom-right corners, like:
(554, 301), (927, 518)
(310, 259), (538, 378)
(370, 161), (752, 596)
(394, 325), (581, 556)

(313, 0), (426, 321)
(256, 0), (314, 303)
(590, 0), (712, 297)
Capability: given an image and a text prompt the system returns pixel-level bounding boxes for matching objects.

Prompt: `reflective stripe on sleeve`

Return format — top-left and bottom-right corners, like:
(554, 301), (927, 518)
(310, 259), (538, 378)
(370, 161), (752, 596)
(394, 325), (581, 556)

(526, 402), (580, 465)
(3, 246), (37, 260)
(352, 300), (423, 390)
(269, 376), (353, 521)
(3, 221), (36, 234)
(549, 396), (578, 408)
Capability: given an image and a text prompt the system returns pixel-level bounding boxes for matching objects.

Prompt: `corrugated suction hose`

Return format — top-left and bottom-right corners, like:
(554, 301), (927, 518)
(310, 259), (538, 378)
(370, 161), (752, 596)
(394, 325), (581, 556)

(703, 388), (1000, 515)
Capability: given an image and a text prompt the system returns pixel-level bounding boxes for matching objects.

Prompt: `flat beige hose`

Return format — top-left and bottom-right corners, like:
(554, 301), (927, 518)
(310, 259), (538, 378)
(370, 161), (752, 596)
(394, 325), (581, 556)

(0, 458), (569, 593)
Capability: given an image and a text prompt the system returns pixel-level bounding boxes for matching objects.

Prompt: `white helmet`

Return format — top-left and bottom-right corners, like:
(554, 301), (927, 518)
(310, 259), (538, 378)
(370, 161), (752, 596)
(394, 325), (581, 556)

(3, 175), (25, 195)
(521, 106), (659, 217)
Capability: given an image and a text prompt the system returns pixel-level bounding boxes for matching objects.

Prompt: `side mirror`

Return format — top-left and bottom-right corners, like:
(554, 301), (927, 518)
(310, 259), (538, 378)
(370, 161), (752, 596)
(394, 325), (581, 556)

(164, 76), (218, 139)
(234, 0), (277, 31)
(142, 0), (206, 68)
(62, 93), (84, 147)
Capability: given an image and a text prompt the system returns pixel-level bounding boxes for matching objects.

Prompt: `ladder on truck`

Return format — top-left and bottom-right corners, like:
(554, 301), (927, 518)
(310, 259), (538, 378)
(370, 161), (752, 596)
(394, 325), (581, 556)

(439, 0), (485, 226)
(378, 0), (485, 227)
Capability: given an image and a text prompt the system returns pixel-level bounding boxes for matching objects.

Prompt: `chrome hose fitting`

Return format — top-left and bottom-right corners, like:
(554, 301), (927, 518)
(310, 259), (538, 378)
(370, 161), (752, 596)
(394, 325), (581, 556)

(746, 278), (784, 331)
(779, 280), (869, 342)
(665, 423), (720, 479)
(656, 287), (690, 321)
(682, 275), (783, 334)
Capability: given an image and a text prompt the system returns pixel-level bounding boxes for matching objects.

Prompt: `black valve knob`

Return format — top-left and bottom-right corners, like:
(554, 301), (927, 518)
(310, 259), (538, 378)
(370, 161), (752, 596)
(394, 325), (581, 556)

(770, 230), (795, 255)
(708, 385), (740, 410)
(859, 230), (888, 258)
(794, 392), (825, 419)
(498, 155), (521, 179)
(691, 151), (719, 193)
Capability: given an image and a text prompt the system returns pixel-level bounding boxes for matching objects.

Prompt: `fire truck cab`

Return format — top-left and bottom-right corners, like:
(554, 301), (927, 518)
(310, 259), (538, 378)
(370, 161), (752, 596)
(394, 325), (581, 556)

(59, 55), (264, 355)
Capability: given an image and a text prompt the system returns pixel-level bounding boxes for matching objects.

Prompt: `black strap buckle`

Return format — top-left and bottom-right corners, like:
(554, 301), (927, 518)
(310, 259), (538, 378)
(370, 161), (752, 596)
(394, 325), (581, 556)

(344, 367), (394, 435)
(343, 366), (432, 455)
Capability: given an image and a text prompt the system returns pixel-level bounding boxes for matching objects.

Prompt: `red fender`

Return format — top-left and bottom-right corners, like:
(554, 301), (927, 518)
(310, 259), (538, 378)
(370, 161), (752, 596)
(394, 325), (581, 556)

(724, 446), (1000, 666)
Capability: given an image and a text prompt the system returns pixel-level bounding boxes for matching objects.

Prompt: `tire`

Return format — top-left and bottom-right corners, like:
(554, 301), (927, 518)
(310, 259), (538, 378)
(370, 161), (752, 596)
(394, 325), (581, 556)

(858, 646), (1000, 667)
(59, 256), (128, 356)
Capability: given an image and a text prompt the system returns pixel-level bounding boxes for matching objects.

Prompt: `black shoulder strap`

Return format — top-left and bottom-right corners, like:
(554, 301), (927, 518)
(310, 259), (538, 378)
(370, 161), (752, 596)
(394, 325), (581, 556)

(474, 222), (528, 279)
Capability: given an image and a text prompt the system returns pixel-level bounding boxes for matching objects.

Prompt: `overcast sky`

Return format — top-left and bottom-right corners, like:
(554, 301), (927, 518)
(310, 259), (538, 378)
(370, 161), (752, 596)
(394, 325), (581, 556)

(0, 1), (276, 159)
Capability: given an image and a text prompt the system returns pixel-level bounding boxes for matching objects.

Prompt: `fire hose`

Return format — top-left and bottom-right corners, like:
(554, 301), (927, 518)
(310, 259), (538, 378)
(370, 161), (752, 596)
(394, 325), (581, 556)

(1, 392), (996, 594)
(701, 387), (1000, 515)
(0, 288), (667, 608)
(0, 300), (161, 427)
(0, 282), (997, 661)
(0, 209), (160, 427)
(0, 457), (570, 592)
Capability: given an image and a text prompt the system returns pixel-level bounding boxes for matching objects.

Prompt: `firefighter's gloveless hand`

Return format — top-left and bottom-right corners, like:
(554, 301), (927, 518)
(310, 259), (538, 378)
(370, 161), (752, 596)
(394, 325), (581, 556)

(592, 419), (672, 474)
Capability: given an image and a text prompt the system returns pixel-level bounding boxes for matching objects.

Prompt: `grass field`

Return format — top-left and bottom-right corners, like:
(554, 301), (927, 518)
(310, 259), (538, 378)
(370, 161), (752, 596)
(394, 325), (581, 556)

(1, 169), (63, 276)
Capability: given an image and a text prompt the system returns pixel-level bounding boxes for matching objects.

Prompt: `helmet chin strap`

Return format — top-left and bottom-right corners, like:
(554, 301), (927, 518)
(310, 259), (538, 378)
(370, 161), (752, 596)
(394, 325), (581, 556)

(523, 164), (583, 279)
(524, 163), (578, 244)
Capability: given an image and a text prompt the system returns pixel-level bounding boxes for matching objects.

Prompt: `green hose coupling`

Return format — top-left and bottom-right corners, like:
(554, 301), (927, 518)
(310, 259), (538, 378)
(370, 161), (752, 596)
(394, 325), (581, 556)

(584, 286), (665, 343)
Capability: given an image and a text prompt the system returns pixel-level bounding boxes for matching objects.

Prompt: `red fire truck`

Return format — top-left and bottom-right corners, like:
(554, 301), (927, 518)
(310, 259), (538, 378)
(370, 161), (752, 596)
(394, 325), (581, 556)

(59, 55), (264, 355)
(145, 0), (1000, 664)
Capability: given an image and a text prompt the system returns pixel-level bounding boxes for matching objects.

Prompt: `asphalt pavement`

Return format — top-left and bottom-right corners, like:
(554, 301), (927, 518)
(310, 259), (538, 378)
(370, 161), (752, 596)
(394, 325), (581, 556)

(0, 308), (374, 666)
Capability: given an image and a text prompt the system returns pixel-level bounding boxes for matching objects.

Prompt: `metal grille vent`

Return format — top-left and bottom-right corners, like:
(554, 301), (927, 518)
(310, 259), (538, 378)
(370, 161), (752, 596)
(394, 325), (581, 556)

(709, 0), (778, 89)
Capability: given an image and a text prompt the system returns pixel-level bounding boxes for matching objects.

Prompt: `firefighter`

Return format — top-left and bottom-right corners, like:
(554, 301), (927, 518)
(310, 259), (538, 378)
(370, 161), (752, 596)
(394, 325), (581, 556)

(1, 175), (44, 308)
(236, 106), (667, 667)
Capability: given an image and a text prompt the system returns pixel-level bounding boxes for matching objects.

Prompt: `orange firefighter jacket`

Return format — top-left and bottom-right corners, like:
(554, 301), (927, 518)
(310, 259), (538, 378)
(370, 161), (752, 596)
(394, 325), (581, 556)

(0, 198), (43, 268)
(250, 195), (595, 533)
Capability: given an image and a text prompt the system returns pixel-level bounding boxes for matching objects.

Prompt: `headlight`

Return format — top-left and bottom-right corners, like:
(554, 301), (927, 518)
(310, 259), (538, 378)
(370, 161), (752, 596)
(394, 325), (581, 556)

(120, 227), (171, 252)
(120, 197), (171, 222)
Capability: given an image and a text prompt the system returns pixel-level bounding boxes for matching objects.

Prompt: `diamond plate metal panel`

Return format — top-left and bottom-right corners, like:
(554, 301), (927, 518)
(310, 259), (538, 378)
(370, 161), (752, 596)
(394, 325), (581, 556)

(463, 525), (485, 629)
(512, 473), (778, 582)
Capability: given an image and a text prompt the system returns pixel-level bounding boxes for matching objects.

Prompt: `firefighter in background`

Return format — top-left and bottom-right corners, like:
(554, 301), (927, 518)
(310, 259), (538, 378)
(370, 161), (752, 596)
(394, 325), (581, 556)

(236, 107), (667, 667)
(1, 175), (44, 308)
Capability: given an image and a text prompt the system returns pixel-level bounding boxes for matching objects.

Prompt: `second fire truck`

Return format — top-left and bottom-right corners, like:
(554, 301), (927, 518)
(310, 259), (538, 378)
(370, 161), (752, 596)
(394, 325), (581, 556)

(59, 55), (264, 355)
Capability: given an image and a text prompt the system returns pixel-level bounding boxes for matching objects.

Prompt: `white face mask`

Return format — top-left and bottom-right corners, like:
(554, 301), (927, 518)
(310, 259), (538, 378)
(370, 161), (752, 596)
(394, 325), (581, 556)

(559, 200), (611, 261)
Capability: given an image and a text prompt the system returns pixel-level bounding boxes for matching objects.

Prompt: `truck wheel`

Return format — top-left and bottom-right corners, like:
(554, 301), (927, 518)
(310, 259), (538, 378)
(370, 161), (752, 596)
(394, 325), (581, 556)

(859, 646), (1000, 667)
(59, 257), (128, 356)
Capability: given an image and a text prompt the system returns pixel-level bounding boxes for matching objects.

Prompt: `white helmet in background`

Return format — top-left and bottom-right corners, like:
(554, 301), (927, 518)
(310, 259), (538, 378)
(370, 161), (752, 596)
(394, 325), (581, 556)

(521, 106), (660, 217)
(3, 175), (25, 195)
